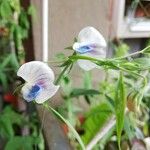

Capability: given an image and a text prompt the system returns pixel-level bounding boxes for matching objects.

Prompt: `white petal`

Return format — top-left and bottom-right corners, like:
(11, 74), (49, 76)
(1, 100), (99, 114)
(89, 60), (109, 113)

(73, 27), (107, 70)
(17, 61), (55, 83)
(21, 82), (59, 103)
(35, 83), (59, 104)
(77, 49), (106, 71)
(77, 59), (96, 71)
(21, 83), (36, 102)
(77, 26), (106, 47)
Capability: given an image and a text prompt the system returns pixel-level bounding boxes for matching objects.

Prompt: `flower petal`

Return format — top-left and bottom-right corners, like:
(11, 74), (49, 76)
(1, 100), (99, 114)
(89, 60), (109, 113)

(21, 83), (40, 102)
(77, 48), (106, 71)
(77, 26), (106, 47)
(73, 27), (107, 70)
(35, 83), (59, 104)
(21, 82), (59, 103)
(17, 61), (55, 83)
(77, 59), (96, 71)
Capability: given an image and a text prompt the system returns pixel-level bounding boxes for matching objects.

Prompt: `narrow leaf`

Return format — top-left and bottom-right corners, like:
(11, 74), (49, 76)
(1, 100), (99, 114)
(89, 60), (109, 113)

(70, 88), (100, 97)
(115, 72), (126, 150)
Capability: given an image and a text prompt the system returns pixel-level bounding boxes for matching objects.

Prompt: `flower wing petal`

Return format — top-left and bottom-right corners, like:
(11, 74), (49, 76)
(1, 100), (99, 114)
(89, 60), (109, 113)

(35, 83), (59, 104)
(77, 49), (106, 71)
(21, 83), (36, 102)
(77, 59), (96, 71)
(77, 26), (106, 47)
(17, 61), (55, 83)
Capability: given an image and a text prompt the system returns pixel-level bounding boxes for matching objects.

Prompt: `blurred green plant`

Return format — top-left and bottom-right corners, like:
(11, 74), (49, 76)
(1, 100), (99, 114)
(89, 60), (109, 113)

(0, 0), (35, 62)
(54, 37), (150, 150)
(0, 106), (44, 150)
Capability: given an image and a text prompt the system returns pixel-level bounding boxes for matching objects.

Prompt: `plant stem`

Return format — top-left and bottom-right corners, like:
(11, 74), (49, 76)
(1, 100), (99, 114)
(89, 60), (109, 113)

(55, 63), (71, 85)
(69, 55), (103, 62)
(112, 45), (150, 60)
(43, 102), (86, 150)
(118, 66), (147, 88)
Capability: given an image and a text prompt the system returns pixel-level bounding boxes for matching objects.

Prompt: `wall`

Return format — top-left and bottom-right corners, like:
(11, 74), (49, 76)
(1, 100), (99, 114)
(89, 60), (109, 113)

(31, 0), (110, 105)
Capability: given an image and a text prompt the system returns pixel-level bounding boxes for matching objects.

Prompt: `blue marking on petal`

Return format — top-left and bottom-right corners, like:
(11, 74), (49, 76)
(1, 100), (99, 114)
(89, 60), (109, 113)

(76, 45), (95, 54)
(26, 84), (41, 102)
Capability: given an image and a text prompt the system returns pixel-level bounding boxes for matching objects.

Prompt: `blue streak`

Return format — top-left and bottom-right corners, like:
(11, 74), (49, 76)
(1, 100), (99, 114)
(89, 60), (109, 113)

(26, 84), (41, 102)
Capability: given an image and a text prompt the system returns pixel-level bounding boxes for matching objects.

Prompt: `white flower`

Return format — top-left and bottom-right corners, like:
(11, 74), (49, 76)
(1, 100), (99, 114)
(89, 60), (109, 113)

(17, 61), (59, 104)
(73, 26), (107, 71)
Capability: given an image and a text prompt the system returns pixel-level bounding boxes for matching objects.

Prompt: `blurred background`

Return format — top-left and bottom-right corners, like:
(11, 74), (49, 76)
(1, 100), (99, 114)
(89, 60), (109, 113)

(0, 0), (150, 149)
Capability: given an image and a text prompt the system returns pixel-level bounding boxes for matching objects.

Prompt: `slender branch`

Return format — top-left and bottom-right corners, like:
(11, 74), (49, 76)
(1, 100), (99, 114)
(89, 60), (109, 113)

(43, 103), (86, 150)
(111, 45), (150, 61)
(118, 66), (147, 88)
(55, 63), (71, 85)
(69, 55), (103, 62)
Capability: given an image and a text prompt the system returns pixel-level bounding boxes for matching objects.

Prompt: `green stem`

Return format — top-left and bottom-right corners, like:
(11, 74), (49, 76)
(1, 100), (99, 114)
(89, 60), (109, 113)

(55, 64), (71, 85)
(118, 66), (147, 88)
(69, 55), (103, 62)
(43, 103), (85, 150)
(112, 45), (150, 60)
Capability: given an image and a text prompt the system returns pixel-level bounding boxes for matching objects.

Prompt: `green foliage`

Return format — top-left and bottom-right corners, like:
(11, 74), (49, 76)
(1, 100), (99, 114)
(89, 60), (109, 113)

(0, 0), (33, 63)
(115, 72), (126, 149)
(5, 136), (40, 150)
(56, 38), (150, 149)
(0, 0), (13, 20)
(81, 103), (113, 145)
(114, 42), (130, 57)
(0, 106), (24, 139)
(9, 0), (21, 13)
(0, 53), (19, 90)
(0, 106), (44, 149)
(70, 89), (100, 97)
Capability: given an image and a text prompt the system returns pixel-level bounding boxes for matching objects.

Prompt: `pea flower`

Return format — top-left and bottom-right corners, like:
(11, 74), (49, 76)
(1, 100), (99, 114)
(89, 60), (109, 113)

(73, 26), (107, 71)
(17, 61), (59, 104)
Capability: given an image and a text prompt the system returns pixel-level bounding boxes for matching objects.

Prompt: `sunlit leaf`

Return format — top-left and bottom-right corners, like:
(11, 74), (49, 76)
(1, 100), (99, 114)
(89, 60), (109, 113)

(0, 1), (12, 20)
(9, 0), (20, 13)
(81, 103), (113, 144)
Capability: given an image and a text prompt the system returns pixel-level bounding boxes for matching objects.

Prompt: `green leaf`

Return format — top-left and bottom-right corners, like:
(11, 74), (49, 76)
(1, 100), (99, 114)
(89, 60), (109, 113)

(0, 116), (14, 138)
(0, 71), (8, 90)
(9, 0), (20, 13)
(5, 136), (40, 150)
(81, 103), (113, 144)
(115, 72), (126, 150)
(55, 53), (66, 61)
(59, 60), (72, 67)
(1, 54), (12, 68)
(114, 43), (130, 57)
(0, 106), (24, 139)
(10, 53), (19, 70)
(27, 5), (36, 17)
(0, 1), (12, 20)
(19, 11), (30, 30)
(133, 58), (150, 69)
(70, 88), (100, 97)
(105, 94), (115, 109)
